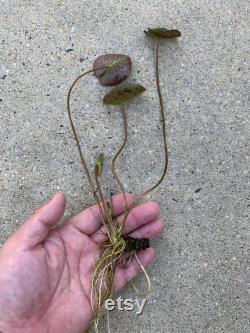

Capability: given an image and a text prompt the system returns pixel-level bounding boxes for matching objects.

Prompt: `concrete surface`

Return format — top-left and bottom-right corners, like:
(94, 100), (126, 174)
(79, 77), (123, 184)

(0, 1), (249, 332)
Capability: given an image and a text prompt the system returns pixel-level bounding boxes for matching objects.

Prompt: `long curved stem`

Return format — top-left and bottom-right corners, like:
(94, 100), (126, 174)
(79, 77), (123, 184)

(94, 172), (113, 237)
(67, 67), (108, 225)
(121, 37), (169, 224)
(111, 106), (129, 226)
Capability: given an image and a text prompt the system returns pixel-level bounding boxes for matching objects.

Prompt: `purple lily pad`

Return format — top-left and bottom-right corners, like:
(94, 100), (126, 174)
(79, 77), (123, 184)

(93, 54), (131, 86)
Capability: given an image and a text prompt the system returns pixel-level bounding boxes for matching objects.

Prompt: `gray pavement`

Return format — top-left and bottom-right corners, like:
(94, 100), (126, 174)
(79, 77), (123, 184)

(0, 1), (249, 332)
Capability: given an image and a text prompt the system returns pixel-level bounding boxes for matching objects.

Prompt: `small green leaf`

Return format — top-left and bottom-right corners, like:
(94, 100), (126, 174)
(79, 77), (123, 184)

(103, 84), (146, 105)
(95, 153), (104, 177)
(144, 28), (181, 39)
(93, 54), (131, 86)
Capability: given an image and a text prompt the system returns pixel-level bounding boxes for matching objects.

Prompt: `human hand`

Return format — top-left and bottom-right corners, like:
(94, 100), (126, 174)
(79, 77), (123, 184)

(0, 192), (164, 333)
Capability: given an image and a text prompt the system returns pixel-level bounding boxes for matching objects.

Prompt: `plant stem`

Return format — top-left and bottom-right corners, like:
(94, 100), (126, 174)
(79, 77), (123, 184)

(94, 172), (114, 238)
(67, 67), (108, 225)
(111, 106), (129, 225)
(121, 37), (169, 224)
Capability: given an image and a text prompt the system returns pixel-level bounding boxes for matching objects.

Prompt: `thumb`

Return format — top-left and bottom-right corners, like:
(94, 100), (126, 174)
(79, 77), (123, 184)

(15, 192), (66, 249)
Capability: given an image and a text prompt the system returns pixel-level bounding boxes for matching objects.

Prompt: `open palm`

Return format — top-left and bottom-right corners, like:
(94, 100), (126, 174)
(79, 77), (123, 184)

(0, 192), (164, 333)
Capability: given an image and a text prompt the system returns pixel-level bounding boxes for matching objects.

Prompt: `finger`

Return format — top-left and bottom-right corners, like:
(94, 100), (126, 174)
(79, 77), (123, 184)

(91, 201), (160, 243)
(114, 248), (155, 292)
(119, 202), (160, 234)
(127, 219), (165, 239)
(67, 193), (134, 235)
(16, 192), (66, 249)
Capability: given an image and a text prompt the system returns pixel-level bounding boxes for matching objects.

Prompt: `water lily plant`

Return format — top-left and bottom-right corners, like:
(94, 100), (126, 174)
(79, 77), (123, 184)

(66, 26), (181, 332)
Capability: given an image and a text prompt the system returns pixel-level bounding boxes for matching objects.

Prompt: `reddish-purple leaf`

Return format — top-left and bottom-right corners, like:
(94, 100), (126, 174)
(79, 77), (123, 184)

(93, 54), (131, 86)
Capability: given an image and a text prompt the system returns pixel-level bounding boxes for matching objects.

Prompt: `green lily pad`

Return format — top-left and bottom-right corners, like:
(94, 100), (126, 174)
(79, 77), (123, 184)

(103, 84), (146, 105)
(144, 28), (181, 38)
(93, 54), (131, 86)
